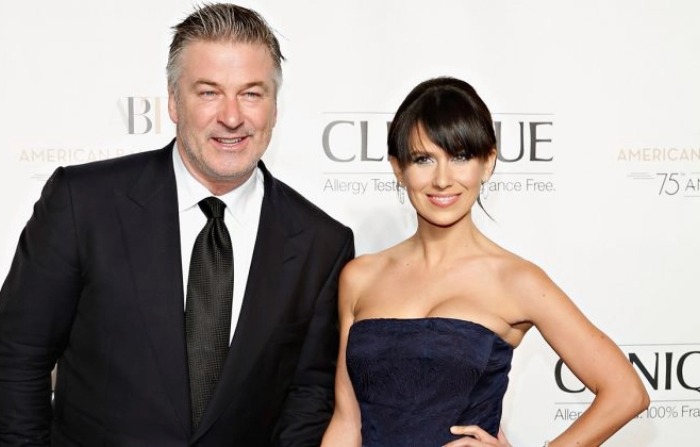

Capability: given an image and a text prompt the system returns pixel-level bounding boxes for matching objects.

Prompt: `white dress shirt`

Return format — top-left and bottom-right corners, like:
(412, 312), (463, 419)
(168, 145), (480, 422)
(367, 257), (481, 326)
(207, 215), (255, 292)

(172, 143), (264, 343)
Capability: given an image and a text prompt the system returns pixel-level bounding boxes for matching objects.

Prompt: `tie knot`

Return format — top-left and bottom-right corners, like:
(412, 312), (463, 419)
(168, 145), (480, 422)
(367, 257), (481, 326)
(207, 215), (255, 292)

(199, 197), (226, 219)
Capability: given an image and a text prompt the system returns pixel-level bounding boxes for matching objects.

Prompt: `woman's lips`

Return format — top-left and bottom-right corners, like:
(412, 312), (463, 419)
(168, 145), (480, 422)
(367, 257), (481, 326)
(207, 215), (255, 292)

(428, 194), (459, 207)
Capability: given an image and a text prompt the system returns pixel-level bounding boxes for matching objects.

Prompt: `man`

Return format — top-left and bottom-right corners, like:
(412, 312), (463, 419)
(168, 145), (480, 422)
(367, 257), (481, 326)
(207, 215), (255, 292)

(0, 3), (354, 446)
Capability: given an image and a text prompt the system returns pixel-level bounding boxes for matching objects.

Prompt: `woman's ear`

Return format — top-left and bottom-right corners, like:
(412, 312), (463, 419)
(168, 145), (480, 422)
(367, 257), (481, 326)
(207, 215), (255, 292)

(389, 156), (404, 185)
(482, 147), (497, 183)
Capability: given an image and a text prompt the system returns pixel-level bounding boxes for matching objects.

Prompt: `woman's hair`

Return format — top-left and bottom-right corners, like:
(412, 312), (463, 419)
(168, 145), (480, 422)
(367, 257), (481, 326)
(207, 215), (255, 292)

(388, 76), (496, 170)
(166, 3), (284, 95)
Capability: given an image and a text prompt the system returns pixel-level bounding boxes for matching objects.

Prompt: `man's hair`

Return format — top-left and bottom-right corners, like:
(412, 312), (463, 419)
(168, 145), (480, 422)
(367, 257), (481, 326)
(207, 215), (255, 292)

(166, 3), (284, 94)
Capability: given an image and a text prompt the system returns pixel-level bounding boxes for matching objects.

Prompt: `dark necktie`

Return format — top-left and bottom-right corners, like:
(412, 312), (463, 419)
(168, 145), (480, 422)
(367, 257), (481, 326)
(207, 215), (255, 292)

(185, 197), (233, 429)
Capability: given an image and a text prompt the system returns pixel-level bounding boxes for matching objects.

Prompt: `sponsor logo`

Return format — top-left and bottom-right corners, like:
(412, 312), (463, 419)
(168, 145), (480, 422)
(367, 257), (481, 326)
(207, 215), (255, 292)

(618, 146), (700, 198)
(319, 112), (557, 198)
(554, 344), (700, 422)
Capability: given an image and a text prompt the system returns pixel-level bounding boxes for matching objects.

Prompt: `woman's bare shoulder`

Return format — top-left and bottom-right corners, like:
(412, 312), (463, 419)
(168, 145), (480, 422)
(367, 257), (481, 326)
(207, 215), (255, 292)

(474, 243), (553, 299)
(488, 250), (564, 317)
(340, 244), (402, 289)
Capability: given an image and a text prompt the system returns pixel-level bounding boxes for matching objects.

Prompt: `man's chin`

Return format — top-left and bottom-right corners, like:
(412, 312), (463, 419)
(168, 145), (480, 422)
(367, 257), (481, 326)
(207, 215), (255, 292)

(209, 165), (258, 183)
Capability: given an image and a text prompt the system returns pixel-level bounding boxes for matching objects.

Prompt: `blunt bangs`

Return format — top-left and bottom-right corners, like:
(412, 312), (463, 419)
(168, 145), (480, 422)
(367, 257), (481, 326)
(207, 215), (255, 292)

(388, 77), (496, 168)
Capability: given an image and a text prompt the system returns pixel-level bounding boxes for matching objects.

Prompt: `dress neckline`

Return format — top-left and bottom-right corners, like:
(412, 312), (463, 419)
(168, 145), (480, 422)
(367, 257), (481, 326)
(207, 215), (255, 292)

(351, 316), (515, 349)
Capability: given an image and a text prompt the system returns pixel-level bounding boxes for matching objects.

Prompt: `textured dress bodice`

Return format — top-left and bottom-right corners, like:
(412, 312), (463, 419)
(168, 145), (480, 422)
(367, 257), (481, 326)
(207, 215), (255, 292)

(346, 317), (513, 446)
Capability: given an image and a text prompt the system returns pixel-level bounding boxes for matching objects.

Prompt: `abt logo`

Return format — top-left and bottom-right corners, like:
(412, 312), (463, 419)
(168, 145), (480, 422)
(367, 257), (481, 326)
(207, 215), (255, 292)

(124, 97), (167, 134)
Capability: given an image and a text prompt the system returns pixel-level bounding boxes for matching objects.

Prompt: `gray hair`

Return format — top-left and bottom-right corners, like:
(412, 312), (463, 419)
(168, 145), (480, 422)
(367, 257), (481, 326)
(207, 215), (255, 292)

(166, 3), (284, 94)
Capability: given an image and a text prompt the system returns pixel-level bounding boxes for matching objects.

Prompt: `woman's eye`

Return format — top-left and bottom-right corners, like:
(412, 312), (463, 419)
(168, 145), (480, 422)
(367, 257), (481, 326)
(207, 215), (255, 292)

(453, 152), (471, 162)
(411, 155), (431, 165)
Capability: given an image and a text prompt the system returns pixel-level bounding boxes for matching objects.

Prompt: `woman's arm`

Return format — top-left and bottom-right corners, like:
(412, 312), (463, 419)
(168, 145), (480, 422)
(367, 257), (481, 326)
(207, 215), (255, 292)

(517, 262), (649, 447)
(320, 261), (363, 447)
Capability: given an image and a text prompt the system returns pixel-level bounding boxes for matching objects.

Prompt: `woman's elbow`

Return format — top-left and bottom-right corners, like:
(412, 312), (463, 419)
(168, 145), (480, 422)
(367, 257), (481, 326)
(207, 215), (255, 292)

(625, 380), (650, 417)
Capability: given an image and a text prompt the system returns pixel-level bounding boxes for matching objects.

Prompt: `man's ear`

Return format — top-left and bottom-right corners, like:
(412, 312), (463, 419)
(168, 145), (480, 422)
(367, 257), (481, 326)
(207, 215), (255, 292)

(167, 89), (179, 124)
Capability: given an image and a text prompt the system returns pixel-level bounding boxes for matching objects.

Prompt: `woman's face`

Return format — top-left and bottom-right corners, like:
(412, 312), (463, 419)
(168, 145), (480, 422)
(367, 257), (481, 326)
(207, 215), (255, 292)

(391, 125), (495, 228)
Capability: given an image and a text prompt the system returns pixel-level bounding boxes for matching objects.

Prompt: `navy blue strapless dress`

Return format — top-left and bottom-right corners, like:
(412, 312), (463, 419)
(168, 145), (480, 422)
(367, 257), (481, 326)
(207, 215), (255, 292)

(346, 318), (513, 447)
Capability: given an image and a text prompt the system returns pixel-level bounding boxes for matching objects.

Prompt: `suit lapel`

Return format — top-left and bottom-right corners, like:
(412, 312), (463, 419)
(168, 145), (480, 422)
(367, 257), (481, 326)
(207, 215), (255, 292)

(192, 162), (309, 440)
(114, 143), (191, 435)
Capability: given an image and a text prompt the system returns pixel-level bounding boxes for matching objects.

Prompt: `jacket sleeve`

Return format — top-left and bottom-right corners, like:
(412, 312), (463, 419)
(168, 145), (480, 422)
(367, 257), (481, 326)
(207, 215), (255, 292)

(0, 168), (82, 446)
(272, 228), (355, 447)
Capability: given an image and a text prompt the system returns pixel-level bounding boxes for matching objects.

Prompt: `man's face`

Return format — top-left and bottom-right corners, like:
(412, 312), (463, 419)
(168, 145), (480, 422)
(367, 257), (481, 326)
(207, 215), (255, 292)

(168, 40), (278, 194)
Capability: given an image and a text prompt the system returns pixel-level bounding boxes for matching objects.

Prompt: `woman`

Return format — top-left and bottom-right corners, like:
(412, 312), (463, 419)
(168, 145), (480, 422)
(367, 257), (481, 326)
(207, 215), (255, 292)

(321, 77), (649, 446)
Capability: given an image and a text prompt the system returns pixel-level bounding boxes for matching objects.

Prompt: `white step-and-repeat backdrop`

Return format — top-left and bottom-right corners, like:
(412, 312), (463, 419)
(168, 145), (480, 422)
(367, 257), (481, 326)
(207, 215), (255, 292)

(1, 1), (698, 445)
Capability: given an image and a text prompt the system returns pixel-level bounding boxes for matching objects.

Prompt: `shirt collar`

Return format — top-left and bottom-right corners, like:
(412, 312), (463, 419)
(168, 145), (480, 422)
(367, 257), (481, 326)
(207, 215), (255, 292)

(172, 141), (264, 224)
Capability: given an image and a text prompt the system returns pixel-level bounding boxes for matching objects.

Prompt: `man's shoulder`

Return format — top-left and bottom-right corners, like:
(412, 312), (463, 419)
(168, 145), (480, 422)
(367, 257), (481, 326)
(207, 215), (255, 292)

(64, 144), (171, 176)
(55, 143), (173, 191)
(265, 170), (351, 236)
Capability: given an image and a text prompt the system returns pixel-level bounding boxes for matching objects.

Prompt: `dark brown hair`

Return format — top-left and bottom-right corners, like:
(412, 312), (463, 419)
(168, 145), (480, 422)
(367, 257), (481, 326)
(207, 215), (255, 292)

(388, 76), (496, 169)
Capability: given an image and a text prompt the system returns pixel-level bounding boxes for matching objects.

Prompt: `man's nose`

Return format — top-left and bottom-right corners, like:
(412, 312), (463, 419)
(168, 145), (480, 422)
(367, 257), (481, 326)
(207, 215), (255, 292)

(218, 97), (243, 129)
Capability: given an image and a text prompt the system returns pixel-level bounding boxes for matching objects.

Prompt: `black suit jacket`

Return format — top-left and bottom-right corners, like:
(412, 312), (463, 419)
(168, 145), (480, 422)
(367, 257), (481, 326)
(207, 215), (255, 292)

(0, 141), (354, 446)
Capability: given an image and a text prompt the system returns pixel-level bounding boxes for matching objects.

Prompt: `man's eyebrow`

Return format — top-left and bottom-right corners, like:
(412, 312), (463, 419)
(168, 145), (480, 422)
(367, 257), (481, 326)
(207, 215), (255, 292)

(193, 80), (220, 88)
(192, 80), (271, 92)
(240, 81), (271, 92)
